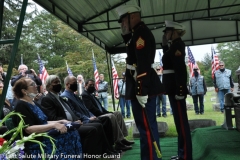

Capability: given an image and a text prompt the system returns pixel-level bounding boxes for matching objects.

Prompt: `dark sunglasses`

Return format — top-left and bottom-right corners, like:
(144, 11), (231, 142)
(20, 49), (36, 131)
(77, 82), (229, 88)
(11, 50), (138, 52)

(219, 65), (224, 66)
(156, 69), (160, 71)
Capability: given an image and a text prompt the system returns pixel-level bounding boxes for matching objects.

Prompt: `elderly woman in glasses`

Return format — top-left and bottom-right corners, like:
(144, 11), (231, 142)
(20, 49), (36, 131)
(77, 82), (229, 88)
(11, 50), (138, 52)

(12, 78), (82, 159)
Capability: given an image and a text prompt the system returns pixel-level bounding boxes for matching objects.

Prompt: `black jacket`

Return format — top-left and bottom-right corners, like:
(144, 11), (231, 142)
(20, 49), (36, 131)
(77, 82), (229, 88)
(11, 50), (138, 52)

(162, 38), (188, 96)
(81, 90), (110, 117)
(122, 21), (163, 99)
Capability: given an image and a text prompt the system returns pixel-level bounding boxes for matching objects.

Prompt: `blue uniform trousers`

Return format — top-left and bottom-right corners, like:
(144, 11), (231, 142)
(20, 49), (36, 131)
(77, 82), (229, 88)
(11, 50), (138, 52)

(169, 95), (192, 160)
(131, 96), (161, 160)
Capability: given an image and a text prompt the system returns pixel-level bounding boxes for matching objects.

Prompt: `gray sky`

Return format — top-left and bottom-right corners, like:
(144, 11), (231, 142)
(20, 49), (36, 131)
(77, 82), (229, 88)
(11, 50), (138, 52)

(155, 43), (218, 62)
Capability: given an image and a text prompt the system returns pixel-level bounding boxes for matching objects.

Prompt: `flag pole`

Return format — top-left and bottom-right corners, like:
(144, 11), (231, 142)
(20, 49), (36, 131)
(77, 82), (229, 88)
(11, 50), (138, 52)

(21, 54), (23, 64)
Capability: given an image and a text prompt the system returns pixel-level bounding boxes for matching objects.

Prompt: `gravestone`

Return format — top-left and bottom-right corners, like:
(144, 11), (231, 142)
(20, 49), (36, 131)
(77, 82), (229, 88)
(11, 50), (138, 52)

(132, 121), (168, 138)
(188, 119), (216, 131)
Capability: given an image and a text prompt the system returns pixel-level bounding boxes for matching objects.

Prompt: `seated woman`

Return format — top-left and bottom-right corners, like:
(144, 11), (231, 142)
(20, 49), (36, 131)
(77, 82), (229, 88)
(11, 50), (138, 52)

(12, 78), (82, 159)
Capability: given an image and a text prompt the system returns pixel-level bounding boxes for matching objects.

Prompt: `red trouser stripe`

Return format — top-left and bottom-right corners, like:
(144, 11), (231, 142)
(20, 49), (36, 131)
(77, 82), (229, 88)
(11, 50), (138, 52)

(177, 101), (187, 160)
(142, 108), (153, 160)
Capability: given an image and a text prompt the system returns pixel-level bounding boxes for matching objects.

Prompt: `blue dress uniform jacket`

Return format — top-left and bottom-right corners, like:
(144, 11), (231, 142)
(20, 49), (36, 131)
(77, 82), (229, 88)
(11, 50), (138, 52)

(122, 21), (163, 100)
(122, 21), (162, 160)
(162, 37), (192, 160)
(162, 38), (188, 96)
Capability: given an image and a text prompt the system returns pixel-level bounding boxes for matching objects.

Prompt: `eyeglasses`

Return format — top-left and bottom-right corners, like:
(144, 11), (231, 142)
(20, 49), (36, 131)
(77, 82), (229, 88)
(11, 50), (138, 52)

(219, 65), (224, 66)
(156, 69), (160, 71)
(28, 82), (37, 87)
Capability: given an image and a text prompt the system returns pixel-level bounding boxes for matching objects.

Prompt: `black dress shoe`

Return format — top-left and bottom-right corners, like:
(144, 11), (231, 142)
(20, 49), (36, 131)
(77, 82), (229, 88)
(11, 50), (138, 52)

(111, 149), (122, 154)
(121, 139), (135, 145)
(156, 114), (161, 117)
(115, 142), (132, 151)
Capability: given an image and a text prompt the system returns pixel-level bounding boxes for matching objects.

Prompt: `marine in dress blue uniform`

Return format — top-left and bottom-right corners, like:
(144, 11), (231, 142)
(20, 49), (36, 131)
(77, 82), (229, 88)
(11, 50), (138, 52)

(116, 5), (163, 160)
(161, 20), (192, 160)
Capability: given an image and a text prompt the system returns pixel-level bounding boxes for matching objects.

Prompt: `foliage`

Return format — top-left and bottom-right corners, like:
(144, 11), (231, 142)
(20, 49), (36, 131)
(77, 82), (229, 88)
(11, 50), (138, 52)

(1, 1), (127, 87)
(217, 41), (240, 82)
(0, 112), (56, 159)
(0, 0), (39, 70)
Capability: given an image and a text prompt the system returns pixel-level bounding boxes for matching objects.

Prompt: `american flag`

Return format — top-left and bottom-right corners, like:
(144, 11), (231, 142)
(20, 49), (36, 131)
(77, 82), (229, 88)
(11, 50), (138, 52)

(37, 54), (49, 84)
(92, 49), (99, 90)
(159, 51), (163, 67)
(111, 60), (119, 98)
(211, 46), (219, 79)
(66, 61), (73, 76)
(21, 54), (23, 64)
(187, 46), (200, 77)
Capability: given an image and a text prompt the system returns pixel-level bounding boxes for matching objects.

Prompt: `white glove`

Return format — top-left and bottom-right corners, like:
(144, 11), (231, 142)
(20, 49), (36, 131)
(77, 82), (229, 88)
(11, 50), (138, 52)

(175, 95), (185, 100)
(136, 95), (148, 108)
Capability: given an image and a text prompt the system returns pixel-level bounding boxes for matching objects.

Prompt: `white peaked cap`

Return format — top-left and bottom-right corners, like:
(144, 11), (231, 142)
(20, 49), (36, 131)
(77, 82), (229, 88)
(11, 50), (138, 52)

(115, 4), (141, 22)
(163, 20), (185, 32)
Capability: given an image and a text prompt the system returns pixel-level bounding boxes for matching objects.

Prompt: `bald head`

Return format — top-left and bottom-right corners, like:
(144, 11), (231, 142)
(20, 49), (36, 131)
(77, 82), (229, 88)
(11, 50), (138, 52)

(64, 76), (78, 92)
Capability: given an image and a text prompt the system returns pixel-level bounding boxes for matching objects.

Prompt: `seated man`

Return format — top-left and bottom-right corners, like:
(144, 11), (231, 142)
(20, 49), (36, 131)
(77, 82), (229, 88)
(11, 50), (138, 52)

(40, 75), (115, 156)
(81, 79), (135, 151)
(61, 76), (132, 151)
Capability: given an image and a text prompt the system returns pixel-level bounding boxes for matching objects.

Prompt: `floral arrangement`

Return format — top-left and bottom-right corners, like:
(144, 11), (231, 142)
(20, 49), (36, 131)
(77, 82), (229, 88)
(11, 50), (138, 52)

(0, 112), (56, 160)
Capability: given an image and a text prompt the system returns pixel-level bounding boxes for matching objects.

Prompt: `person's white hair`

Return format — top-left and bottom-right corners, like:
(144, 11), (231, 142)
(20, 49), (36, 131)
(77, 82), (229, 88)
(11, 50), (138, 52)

(77, 74), (84, 82)
(18, 64), (28, 71)
(219, 61), (225, 65)
(45, 75), (60, 91)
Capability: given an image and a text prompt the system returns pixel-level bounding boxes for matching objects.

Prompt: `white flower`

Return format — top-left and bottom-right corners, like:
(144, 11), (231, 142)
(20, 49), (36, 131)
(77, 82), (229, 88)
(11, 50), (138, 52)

(62, 97), (68, 101)
(6, 143), (24, 155)
(66, 123), (72, 129)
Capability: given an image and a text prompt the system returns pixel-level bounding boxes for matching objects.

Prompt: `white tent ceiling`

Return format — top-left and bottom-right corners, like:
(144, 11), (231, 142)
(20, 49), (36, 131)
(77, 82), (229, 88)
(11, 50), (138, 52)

(33, 0), (240, 54)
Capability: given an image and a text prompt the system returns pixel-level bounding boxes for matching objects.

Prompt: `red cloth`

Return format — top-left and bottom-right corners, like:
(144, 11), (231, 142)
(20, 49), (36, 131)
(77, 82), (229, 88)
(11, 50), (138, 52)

(0, 137), (6, 146)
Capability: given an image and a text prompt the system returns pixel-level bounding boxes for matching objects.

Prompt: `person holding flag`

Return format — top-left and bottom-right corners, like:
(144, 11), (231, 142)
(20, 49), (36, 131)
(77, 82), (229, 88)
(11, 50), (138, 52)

(189, 67), (207, 115)
(162, 20), (192, 160)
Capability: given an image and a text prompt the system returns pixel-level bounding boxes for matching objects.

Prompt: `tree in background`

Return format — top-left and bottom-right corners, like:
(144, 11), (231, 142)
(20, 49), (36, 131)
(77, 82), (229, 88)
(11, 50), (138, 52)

(0, 0), (37, 72)
(217, 41), (240, 82)
(201, 53), (213, 86)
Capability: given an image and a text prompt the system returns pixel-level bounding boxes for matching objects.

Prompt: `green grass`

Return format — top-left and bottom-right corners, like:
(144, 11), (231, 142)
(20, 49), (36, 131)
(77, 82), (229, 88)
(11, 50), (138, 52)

(108, 90), (226, 137)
